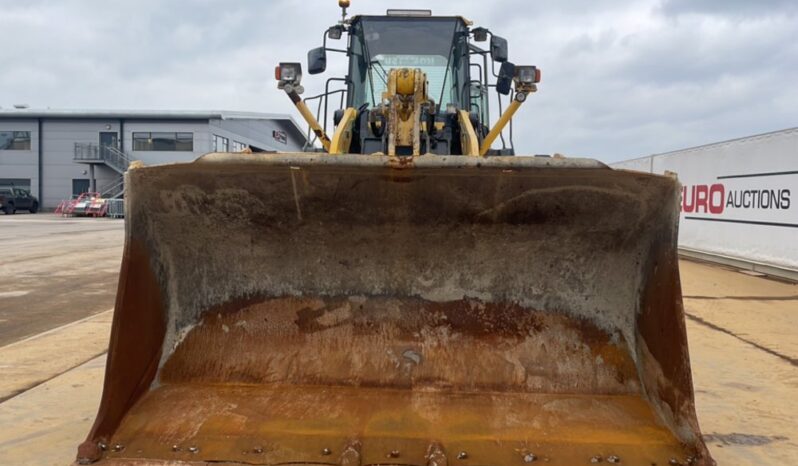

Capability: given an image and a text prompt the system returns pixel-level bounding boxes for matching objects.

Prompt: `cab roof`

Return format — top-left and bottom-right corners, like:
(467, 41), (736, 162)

(350, 14), (472, 26)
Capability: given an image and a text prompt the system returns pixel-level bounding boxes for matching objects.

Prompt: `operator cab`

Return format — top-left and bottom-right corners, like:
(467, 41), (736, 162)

(346, 14), (471, 155)
(347, 15), (470, 111)
(276, 4), (540, 157)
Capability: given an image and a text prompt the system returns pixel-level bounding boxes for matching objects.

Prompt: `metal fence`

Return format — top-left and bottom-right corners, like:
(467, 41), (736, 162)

(106, 199), (125, 218)
(73, 142), (101, 161)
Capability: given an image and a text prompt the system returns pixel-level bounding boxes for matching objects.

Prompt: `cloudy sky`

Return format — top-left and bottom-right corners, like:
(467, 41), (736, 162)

(1, 0), (796, 162)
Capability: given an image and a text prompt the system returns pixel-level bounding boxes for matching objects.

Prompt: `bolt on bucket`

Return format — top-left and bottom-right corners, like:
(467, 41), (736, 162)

(77, 153), (713, 466)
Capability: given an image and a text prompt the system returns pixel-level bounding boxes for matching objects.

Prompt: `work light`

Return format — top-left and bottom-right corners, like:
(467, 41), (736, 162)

(472, 27), (489, 42)
(276, 63), (303, 89)
(515, 66), (541, 85)
(328, 25), (344, 40)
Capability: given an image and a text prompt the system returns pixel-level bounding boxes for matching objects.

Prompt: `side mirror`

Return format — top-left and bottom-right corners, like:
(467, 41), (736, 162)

(490, 35), (508, 63)
(308, 47), (327, 75)
(496, 62), (515, 95)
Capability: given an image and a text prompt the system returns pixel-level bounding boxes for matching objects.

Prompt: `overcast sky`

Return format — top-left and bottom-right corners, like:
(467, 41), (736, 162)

(1, 0), (796, 162)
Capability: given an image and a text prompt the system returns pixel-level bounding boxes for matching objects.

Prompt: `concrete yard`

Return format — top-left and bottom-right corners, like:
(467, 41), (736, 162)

(0, 215), (123, 347)
(0, 215), (796, 465)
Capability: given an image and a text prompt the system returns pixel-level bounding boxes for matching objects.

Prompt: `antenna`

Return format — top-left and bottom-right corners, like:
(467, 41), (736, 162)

(339, 0), (350, 21)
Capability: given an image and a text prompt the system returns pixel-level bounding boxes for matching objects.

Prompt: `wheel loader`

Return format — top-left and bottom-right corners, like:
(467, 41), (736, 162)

(77, 2), (714, 465)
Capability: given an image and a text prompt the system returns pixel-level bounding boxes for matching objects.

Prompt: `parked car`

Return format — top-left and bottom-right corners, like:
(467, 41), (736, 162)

(0, 187), (39, 214)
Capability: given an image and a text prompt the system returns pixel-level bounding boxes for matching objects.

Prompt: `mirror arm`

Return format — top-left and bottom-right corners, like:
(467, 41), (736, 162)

(322, 28), (348, 53)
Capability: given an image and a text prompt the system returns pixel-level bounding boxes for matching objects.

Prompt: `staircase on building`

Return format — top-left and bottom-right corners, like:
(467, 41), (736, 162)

(73, 143), (131, 199)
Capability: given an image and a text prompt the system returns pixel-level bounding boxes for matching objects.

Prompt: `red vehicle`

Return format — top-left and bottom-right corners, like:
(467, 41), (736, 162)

(59, 192), (103, 217)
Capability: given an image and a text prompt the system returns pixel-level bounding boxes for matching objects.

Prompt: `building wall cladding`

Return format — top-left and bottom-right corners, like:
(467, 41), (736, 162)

(125, 120), (211, 165)
(612, 128), (798, 275)
(211, 118), (305, 153)
(0, 119), (39, 195)
(0, 112), (306, 208)
(42, 119), (123, 207)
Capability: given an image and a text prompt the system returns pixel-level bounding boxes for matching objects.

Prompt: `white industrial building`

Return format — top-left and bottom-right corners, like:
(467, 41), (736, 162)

(612, 127), (798, 280)
(0, 109), (307, 208)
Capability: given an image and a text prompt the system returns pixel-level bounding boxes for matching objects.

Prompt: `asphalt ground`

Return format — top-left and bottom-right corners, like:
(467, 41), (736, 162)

(0, 214), (123, 346)
(0, 214), (795, 465)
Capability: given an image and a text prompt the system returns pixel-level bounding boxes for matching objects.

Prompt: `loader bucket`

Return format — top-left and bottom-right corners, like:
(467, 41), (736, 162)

(78, 153), (712, 466)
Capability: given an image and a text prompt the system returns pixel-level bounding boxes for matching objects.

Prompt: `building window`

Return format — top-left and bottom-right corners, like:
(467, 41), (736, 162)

(231, 140), (248, 152)
(132, 132), (194, 151)
(213, 135), (229, 152)
(0, 178), (32, 191)
(0, 131), (32, 150)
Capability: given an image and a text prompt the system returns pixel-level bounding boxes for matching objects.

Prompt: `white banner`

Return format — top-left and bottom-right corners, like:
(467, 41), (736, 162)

(613, 128), (798, 272)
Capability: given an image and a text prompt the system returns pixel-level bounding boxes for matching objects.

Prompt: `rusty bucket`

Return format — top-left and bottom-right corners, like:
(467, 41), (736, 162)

(77, 153), (712, 466)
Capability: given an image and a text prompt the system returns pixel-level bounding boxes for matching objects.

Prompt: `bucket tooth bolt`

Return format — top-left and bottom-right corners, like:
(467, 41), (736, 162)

(523, 453), (537, 463)
(607, 455), (620, 463)
(188, 446), (200, 454)
(322, 447), (332, 456)
(590, 456), (603, 463)
(112, 444), (124, 452)
(389, 450), (400, 458)
(457, 451), (468, 460)
(254, 446), (264, 454)
(97, 442), (107, 451)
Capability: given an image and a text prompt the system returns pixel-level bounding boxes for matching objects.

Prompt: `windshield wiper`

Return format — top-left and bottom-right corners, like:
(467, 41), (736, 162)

(369, 59), (389, 86)
(359, 32), (380, 106)
(437, 22), (460, 110)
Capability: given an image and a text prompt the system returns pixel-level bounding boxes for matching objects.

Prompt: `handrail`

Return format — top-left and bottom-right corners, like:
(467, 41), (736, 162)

(99, 177), (125, 198)
(101, 145), (131, 171)
(74, 143), (132, 173)
(74, 143), (101, 161)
